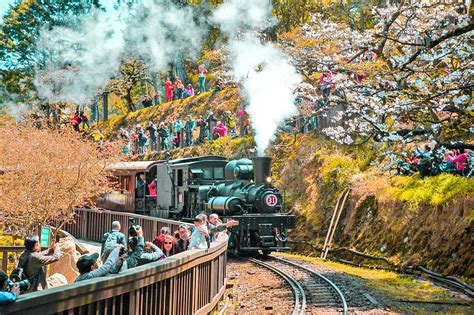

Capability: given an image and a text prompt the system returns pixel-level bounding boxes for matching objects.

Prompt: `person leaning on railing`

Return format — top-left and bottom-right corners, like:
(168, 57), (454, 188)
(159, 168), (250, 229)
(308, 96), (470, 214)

(18, 235), (61, 293)
(74, 247), (122, 283)
(0, 271), (20, 305)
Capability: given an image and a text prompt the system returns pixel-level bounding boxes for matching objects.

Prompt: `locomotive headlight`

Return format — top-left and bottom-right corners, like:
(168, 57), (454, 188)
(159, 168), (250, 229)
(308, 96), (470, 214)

(265, 176), (272, 184)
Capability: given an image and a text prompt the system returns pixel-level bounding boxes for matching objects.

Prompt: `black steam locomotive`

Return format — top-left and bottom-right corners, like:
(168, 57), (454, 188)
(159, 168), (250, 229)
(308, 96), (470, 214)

(99, 155), (296, 254)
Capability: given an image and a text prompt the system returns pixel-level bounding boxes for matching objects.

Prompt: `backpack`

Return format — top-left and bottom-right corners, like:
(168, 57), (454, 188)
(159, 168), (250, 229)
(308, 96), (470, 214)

(101, 232), (119, 261)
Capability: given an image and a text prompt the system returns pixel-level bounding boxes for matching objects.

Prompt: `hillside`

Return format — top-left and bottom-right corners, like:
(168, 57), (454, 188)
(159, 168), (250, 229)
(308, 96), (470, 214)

(95, 89), (474, 280)
(98, 88), (242, 138)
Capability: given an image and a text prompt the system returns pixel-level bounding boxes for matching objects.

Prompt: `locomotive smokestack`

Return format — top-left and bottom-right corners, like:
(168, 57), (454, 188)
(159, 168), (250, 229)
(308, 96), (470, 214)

(251, 156), (272, 185)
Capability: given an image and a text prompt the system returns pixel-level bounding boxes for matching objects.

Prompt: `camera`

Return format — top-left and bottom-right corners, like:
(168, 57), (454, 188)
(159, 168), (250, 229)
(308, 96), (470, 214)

(7, 269), (30, 292)
(128, 217), (141, 237)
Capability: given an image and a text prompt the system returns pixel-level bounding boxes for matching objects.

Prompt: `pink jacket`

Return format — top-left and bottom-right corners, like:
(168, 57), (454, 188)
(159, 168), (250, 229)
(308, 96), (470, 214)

(214, 123), (227, 137)
(447, 153), (467, 171)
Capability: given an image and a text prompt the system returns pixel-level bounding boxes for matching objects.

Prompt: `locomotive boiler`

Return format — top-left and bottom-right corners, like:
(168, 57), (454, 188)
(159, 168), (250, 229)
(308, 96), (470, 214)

(98, 155), (296, 254)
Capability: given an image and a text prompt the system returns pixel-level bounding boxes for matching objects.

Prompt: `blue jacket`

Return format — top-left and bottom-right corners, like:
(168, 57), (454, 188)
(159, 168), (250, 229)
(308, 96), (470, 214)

(0, 291), (17, 305)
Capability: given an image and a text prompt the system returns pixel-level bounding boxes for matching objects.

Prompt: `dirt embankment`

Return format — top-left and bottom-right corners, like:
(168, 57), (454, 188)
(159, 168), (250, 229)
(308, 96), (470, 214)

(271, 135), (473, 280)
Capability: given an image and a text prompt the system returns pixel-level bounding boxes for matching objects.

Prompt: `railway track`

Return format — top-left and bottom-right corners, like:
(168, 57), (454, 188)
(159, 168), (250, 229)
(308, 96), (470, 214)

(248, 256), (348, 314)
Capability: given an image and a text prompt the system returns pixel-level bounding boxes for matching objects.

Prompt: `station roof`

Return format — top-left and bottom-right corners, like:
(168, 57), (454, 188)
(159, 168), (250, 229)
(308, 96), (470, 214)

(106, 161), (164, 172)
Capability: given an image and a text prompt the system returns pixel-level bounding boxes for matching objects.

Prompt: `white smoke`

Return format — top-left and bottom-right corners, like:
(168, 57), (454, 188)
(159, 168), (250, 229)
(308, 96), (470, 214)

(35, 9), (125, 104)
(35, 0), (205, 105)
(213, 0), (301, 156)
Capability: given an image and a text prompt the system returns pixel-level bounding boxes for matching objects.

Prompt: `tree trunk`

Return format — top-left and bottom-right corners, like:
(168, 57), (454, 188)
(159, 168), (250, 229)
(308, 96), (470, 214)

(125, 90), (135, 112)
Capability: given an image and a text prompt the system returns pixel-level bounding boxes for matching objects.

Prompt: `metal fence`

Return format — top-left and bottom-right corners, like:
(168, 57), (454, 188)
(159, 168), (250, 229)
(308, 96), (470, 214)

(0, 209), (227, 315)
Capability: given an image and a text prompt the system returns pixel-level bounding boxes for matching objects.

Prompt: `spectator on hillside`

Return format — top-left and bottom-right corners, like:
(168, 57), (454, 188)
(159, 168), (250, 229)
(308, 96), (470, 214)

(145, 121), (158, 152)
(18, 235), (61, 293)
(153, 227), (171, 250)
(71, 112), (81, 132)
(188, 214), (210, 250)
(137, 242), (165, 265)
(162, 235), (176, 257)
(153, 91), (160, 106)
(158, 122), (169, 150)
(206, 112), (218, 140)
(184, 115), (195, 147)
(142, 95), (152, 108)
(80, 111), (90, 130)
(212, 77), (224, 96)
(74, 247), (121, 282)
(176, 224), (191, 254)
(175, 77), (184, 99)
(213, 121), (227, 139)
(197, 64), (208, 94)
(196, 115), (207, 144)
(446, 149), (470, 176)
(101, 221), (126, 262)
(223, 111), (236, 136)
(165, 78), (174, 102)
(0, 271), (20, 305)
(238, 108), (251, 136)
(117, 128), (131, 155)
(136, 125), (148, 155)
(319, 70), (334, 102)
(183, 84), (194, 98)
(173, 119), (183, 148)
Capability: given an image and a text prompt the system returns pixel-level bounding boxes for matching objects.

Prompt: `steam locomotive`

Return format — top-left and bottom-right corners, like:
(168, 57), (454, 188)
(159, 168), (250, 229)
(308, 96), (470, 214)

(98, 155), (296, 254)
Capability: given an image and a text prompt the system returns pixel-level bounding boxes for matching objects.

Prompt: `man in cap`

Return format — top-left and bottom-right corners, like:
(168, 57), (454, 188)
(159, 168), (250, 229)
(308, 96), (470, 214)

(74, 246), (122, 282)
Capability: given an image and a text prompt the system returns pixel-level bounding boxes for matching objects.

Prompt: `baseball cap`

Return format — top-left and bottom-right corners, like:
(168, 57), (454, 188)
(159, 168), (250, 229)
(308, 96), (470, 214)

(76, 253), (99, 274)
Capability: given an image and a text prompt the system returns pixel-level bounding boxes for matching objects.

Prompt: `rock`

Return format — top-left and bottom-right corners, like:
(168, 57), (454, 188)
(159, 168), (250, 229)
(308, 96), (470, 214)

(47, 273), (68, 288)
(246, 269), (256, 275)
(49, 236), (80, 283)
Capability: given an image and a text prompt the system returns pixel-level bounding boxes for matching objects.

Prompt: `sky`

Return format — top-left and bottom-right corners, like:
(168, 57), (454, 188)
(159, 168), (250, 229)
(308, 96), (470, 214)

(0, 0), (16, 21)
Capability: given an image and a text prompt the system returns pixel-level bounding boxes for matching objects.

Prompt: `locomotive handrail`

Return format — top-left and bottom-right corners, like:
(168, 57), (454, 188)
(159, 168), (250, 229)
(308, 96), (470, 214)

(0, 238), (228, 315)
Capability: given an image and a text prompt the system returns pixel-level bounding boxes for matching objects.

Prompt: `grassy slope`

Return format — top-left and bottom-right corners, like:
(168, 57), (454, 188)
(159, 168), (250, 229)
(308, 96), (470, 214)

(99, 88), (242, 138)
(97, 89), (474, 280)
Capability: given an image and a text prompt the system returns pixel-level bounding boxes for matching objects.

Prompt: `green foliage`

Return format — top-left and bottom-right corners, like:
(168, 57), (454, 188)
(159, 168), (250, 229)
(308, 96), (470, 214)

(321, 154), (358, 188)
(387, 174), (474, 210)
(0, 1), (94, 70)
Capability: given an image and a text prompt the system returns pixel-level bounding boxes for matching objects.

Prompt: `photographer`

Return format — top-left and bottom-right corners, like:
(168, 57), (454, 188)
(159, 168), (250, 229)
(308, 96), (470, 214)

(0, 271), (20, 305)
(18, 235), (61, 293)
(115, 219), (145, 273)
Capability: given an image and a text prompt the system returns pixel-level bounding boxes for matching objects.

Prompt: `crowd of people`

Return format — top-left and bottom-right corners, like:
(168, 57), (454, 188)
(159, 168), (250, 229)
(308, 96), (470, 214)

(396, 145), (472, 178)
(0, 213), (238, 305)
(116, 108), (251, 155)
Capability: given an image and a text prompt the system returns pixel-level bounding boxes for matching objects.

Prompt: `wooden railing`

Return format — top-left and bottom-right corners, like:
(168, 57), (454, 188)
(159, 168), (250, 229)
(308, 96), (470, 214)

(0, 246), (23, 274)
(66, 208), (191, 242)
(0, 209), (227, 315)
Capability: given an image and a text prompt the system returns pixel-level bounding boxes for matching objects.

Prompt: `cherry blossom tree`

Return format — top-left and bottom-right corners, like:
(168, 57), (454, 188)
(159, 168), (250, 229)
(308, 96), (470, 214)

(0, 125), (121, 237)
(280, 0), (472, 145)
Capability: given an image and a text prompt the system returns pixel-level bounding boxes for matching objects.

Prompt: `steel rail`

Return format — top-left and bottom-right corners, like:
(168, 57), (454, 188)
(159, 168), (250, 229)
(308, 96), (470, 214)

(274, 256), (348, 315)
(247, 257), (307, 315)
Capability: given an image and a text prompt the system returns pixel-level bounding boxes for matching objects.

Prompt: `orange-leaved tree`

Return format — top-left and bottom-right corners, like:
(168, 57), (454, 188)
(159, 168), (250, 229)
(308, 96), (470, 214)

(0, 125), (122, 237)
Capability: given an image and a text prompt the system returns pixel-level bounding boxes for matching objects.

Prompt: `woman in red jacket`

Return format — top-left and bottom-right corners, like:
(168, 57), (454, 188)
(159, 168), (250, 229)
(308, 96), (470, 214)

(164, 78), (174, 102)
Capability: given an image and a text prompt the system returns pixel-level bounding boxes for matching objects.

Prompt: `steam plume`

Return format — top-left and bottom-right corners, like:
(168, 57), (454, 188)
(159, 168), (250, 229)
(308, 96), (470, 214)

(35, 0), (205, 106)
(213, 0), (301, 156)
